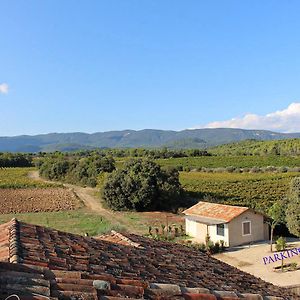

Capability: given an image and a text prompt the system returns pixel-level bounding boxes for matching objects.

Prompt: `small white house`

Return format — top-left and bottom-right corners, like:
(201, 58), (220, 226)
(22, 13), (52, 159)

(183, 201), (269, 247)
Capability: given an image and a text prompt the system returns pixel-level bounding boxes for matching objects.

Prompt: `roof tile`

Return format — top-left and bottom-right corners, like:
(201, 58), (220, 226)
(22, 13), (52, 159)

(183, 201), (249, 222)
(0, 219), (296, 300)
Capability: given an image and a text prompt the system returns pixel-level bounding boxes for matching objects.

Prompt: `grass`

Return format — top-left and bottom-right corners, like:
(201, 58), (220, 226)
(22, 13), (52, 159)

(157, 156), (300, 169)
(0, 167), (61, 189)
(180, 171), (299, 212)
(0, 209), (119, 236)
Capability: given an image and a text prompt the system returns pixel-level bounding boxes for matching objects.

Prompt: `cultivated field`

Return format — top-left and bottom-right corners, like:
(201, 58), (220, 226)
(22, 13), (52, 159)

(180, 171), (299, 212)
(0, 168), (81, 214)
(157, 155), (300, 169)
(0, 167), (61, 188)
(0, 168), (116, 235)
(0, 188), (81, 214)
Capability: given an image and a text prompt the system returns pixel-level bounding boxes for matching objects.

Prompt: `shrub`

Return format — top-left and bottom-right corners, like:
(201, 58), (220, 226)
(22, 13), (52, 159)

(279, 166), (288, 173)
(102, 159), (183, 211)
(198, 242), (206, 251)
(213, 241), (220, 253)
(275, 236), (286, 252)
(206, 240), (214, 254)
(250, 166), (261, 173)
(226, 166), (235, 173)
(220, 240), (225, 250)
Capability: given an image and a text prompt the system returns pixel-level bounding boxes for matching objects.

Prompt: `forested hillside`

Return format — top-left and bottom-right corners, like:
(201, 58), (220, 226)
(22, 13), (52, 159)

(1, 128), (300, 152)
(211, 139), (300, 156)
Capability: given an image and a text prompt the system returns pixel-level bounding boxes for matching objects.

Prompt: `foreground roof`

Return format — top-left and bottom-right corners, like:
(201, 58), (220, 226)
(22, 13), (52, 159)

(0, 219), (295, 299)
(183, 201), (250, 222)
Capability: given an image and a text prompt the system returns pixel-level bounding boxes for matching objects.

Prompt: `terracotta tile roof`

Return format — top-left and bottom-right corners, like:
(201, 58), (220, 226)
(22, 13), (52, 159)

(95, 230), (142, 248)
(0, 221), (10, 262)
(183, 201), (250, 222)
(0, 219), (296, 300)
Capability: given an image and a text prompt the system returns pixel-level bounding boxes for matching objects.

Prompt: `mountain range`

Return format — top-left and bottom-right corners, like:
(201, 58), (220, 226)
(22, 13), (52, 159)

(1, 128), (300, 152)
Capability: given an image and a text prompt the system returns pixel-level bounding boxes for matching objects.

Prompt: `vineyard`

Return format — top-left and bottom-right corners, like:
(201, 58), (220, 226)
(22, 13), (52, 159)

(157, 156), (300, 169)
(0, 167), (61, 189)
(180, 171), (299, 213)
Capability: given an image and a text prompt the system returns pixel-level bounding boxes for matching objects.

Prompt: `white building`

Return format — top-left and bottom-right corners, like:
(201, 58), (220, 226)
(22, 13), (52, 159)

(183, 201), (269, 247)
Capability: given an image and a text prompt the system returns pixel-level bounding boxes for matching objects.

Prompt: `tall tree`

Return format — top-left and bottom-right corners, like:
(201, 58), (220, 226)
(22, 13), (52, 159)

(267, 201), (285, 252)
(286, 177), (300, 237)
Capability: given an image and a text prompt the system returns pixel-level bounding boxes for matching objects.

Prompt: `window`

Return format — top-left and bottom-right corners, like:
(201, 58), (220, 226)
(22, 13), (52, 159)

(242, 221), (251, 235)
(216, 224), (225, 236)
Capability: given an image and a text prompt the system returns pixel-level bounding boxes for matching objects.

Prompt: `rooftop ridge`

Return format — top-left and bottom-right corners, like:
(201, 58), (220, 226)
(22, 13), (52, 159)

(110, 230), (143, 248)
(8, 218), (21, 263)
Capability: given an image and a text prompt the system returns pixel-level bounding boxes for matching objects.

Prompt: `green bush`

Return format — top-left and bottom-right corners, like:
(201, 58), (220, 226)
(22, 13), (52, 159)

(102, 159), (183, 211)
(275, 237), (286, 252)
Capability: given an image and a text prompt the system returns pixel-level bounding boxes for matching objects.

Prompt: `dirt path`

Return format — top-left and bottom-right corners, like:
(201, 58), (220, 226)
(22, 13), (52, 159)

(28, 171), (140, 233)
(29, 171), (108, 213)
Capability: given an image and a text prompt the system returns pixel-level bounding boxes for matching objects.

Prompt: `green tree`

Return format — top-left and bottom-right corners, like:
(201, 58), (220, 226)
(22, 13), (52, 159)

(102, 159), (183, 211)
(275, 237), (287, 272)
(267, 201), (285, 252)
(286, 177), (300, 237)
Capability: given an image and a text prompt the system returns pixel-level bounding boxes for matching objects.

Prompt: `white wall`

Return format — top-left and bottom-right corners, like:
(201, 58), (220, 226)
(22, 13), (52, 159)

(185, 218), (229, 246)
(208, 223), (229, 247)
(185, 218), (208, 243)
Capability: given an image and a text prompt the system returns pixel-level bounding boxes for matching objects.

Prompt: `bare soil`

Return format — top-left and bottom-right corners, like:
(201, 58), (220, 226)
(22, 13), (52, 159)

(0, 188), (80, 214)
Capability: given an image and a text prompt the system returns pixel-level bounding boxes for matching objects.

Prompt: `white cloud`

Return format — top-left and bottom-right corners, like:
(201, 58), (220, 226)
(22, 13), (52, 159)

(196, 102), (300, 133)
(0, 83), (9, 94)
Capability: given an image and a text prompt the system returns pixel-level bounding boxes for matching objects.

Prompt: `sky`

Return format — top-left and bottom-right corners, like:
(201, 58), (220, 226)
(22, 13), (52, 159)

(1, 1), (300, 136)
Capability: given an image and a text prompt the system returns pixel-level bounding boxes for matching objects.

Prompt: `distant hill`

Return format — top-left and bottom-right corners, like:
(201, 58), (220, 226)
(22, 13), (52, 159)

(0, 128), (300, 152)
(210, 138), (300, 156)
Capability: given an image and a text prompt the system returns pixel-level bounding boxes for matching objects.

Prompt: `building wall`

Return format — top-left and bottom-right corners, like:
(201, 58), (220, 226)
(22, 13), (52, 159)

(208, 223), (229, 247)
(185, 219), (229, 246)
(185, 218), (208, 243)
(228, 210), (265, 247)
(186, 210), (268, 247)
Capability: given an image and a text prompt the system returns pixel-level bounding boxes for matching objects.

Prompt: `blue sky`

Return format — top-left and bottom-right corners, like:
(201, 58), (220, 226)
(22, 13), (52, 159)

(1, 1), (300, 136)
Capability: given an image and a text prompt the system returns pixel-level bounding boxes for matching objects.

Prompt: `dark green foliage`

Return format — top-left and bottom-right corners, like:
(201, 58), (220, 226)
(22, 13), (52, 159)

(102, 159), (183, 211)
(157, 155), (300, 170)
(211, 139), (300, 156)
(286, 178), (300, 237)
(92, 147), (211, 159)
(39, 154), (115, 187)
(0, 153), (32, 167)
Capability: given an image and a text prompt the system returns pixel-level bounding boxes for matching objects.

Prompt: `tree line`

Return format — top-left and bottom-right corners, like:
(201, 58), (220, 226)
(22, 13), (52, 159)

(211, 138), (300, 156)
(0, 153), (33, 167)
(38, 154), (115, 187)
(37, 148), (211, 159)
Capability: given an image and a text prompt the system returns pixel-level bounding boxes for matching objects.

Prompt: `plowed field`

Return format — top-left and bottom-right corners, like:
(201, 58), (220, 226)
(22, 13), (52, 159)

(0, 188), (81, 214)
